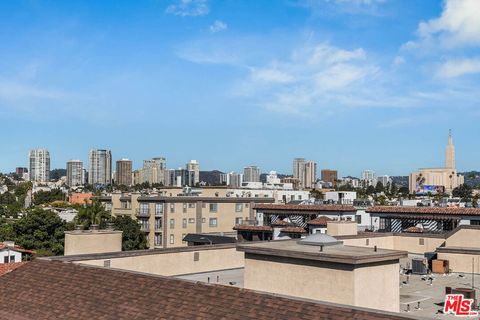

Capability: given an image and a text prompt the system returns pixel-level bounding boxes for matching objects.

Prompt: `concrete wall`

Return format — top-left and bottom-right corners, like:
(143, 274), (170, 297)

(340, 235), (445, 254)
(327, 221), (358, 236)
(437, 252), (480, 273)
(244, 254), (356, 306)
(354, 262), (399, 312)
(243, 254), (399, 312)
(64, 231), (122, 256)
(75, 247), (244, 276)
(446, 228), (480, 248)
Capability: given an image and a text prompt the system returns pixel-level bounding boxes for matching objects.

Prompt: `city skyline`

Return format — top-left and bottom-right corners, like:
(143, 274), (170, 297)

(1, 1), (480, 175)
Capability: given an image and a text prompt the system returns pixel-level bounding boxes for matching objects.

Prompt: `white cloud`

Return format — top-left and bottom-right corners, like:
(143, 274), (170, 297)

(436, 57), (480, 78)
(236, 43), (379, 113)
(410, 0), (480, 49)
(166, 0), (209, 17)
(209, 20), (227, 33)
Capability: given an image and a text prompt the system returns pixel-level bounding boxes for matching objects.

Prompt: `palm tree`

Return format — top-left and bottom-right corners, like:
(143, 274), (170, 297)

(75, 199), (111, 228)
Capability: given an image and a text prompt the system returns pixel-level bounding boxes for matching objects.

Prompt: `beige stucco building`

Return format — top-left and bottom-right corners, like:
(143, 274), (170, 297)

(238, 235), (407, 312)
(409, 131), (464, 194)
(98, 187), (274, 249)
(64, 229), (122, 256)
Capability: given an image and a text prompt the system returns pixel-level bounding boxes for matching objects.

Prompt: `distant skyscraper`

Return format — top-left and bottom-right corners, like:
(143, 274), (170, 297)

(66, 160), (85, 187)
(142, 157), (166, 185)
(29, 148), (50, 182)
(186, 160), (200, 185)
(293, 158), (316, 189)
(115, 159), (132, 186)
(243, 166), (260, 182)
(321, 169), (338, 186)
(15, 167), (28, 176)
(361, 170), (377, 187)
(445, 129), (455, 169)
(220, 172), (243, 188)
(377, 175), (392, 187)
(88, 149), (112, 185)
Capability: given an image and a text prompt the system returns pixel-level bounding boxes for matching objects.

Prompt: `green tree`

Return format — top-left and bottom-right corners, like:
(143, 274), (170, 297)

(366, 185), (376, 195)
(75, 200), (111, 228)
(112, 216), (147, 251)
(33, 189), (65, 205)
(375, 181), (384, 194)
(0, 209), (70, 256)
(310, 189), (324, 200)
(452, 184), (473, 202)
(390, 182), (398, 196)
(399, 186), (409, 197)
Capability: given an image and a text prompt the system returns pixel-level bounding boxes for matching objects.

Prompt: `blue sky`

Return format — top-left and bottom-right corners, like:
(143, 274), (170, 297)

(1, 0), (480, 176)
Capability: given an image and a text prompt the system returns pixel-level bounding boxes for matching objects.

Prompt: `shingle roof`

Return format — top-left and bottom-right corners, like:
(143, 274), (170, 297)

(271, 220), (289, 226)
(0, 242), (35, 254)
(0, 259), (412, 320)
(307, 216), (333, 226)
(255, 203), (356, 212)
(0, 262), (25, 277)
(367, 206), (480, 215)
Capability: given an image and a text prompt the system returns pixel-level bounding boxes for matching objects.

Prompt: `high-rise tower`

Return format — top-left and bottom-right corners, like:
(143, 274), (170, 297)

(445, 129), (455, 169)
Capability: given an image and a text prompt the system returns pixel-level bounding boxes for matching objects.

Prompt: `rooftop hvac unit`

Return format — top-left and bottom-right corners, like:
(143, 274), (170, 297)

(412, 258), (429, 275)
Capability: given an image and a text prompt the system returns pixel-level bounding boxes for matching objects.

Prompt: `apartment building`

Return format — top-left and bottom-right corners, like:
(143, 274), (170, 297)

(101, 188), (275, 249)
(66, 160), (85, 187)
(115, 159), (132, 186)
(29, 148), (50, 182)
(88, 149), (112, 185)
(243, 166), (260, 182)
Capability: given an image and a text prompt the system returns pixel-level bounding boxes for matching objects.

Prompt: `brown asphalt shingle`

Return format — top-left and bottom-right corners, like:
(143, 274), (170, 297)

(0, 259), (412, 320)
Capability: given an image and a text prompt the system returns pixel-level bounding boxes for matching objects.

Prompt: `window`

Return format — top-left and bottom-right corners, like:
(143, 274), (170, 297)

(3, 256), (8, 264)
(209, 203), (218, 213)
(155, 218), (162, 230)
(182, 233), (187, 244)
(170, 203), (175, 213)
(235, 203), (243, 212)
(209, 218), (218, 227)
(419, 238), (425, 245)
(188, 203), (195, 208)
(155, 203), (163, 216)
(298, 195), (302, 200)
(188, 218), (195, 224)
(182, 218), (187, 228)
(104, 260), (111, 268)
(366, 239), (370, 246)
(235, 217), (243, 225)
(472, 220), (480, 226)
(356, 215), (362, 224)
(194, 252), (200, 261)
(140, 203), (149, 215)
(154, 234), (162, 246)
(202, 218), (206, 223)
(170, 219), (175, 229)
(183, 203), (187, 213)
(170, 234), (174, 244)
(139, 219), (149, 231)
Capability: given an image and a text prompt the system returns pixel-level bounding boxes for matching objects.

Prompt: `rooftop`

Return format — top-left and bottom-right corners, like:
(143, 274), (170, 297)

(0, 259), (413, 320)
(367, 206), (480, 215)
(237, 239), (408, 265)
(254, 203), (356, 212)
(306, 216), (333, 226)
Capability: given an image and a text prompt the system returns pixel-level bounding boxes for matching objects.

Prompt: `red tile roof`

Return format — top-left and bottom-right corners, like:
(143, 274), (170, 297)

(367, 206), (480, 215)
(0, 262), (26, 277)
(280, 227), (308, 233)
(271, 220), (289, 226)
(404, 227), (423, 233)
(0, 243), (36, 254)
(233, 225), (273, 232)
(307, 216), (333, 226)
(0, 260), (411, 320)
(255, 203), (356, 212)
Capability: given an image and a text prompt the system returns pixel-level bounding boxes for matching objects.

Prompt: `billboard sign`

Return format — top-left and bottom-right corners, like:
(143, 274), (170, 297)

(415, 184), (445, 195)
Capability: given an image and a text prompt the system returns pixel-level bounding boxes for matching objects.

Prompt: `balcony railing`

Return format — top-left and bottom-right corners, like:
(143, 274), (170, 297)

(154, 211), (163, 217)
(155, 225), (162, 232)
(136, 208), (150, 217)
(140, 225), (150, 232)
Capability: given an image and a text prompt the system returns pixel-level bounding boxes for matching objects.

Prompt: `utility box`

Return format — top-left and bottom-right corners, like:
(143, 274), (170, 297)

(412, 258), (428, 275)
(432, 259), (449, 274)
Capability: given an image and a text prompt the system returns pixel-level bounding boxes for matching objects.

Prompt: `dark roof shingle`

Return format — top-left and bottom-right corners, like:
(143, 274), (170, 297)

(0, 259), (412, 320)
